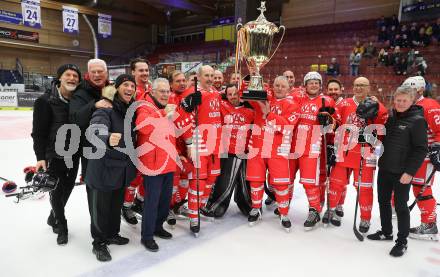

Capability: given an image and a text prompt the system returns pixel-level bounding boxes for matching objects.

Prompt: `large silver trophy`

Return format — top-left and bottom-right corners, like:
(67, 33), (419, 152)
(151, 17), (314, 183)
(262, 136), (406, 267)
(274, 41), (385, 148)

(235, 1), (285, 100)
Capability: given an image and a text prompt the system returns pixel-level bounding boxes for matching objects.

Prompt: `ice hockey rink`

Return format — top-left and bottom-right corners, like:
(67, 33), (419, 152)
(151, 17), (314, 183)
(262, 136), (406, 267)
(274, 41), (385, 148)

(1, 110), (439, 277)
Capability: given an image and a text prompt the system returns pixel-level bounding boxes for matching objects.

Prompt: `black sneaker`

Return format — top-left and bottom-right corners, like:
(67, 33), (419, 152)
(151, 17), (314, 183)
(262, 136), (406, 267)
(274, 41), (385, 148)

(154, 228), (173, 239)
(93, 243), (112, 262)
(141, 239), (159, 252)
(107, 234), (129, 245)
(367, 230), (393, 241)
(47, 211), (59, 234)
(389, 241), (407, 257)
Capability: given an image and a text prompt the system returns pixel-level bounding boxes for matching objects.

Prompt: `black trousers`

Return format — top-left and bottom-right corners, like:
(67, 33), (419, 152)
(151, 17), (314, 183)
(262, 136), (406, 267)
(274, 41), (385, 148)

(142, 172), (173, 240)
(47, 156), (80, 225)
(88, 186), (125, 245)
(377, 169), (412, 244)
(206, 155), (251, 217)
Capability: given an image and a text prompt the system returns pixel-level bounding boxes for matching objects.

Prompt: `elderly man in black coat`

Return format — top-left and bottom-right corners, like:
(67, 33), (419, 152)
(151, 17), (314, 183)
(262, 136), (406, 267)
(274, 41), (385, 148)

(367, 85), (428, 257)
(85, 74), (137, 262)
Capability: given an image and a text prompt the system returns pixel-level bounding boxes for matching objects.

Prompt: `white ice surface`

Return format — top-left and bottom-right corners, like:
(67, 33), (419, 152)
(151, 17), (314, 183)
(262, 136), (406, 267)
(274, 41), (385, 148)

(1, 110), (439, 277)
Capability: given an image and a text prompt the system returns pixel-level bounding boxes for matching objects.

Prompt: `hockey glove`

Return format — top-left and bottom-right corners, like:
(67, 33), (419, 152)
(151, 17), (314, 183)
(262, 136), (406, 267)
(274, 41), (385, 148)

(356, 98), (379, 120)
(181, 91), (202, 113)
(428, 144), (440, 171)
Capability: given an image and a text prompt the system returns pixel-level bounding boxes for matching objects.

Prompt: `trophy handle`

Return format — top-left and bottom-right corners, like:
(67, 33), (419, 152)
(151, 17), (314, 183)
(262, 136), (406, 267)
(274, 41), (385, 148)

(264, 25), (286, 67)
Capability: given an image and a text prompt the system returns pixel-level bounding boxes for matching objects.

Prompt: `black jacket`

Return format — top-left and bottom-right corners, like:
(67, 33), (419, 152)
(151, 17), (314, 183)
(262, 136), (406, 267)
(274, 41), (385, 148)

(31, 83), (73, 161)
(378, 105), (428, 176)
(85, 95), (137, 191)
(69, 79), (101, 142)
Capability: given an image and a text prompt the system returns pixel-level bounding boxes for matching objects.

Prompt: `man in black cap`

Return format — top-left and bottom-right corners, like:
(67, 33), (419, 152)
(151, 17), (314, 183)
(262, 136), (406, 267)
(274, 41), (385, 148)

(31, 63), (82, 245)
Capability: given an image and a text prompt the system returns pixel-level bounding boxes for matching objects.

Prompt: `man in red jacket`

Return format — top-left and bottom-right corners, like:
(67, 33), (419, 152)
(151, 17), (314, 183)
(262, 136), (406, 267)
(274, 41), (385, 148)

(136, 78), (177, 252)
(403, 76), (439, 240)
(175, 65), (222, 235)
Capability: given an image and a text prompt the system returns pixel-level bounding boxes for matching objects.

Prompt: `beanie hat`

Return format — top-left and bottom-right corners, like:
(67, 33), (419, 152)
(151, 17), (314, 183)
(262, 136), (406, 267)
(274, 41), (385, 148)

(56, 64), (82, 81)
(115, 74), (136, 88)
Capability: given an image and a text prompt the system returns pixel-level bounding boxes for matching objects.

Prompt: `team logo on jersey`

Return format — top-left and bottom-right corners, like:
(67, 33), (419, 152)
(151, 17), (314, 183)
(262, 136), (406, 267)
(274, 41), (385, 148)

(271, 106), (282, 115)
(347, 112), (365, 128)
(209, 98), (220, 110)
(301, 103), (318, 114)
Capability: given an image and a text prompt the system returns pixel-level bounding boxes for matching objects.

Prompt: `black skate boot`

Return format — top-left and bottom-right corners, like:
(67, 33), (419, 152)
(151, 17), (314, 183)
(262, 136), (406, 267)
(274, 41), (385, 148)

(131, 197), (144, 219)
(280, 215), (292, 233)
(265, 196), (276, 209)
(409, 223), (439, 241)
(166, 210), (176, 228)
(366, 230), (393, 241)
(200, 206), (215, 222)
(190, 219), (200, 238)
(248, 208), (262, 226)
(322, 209), (341, 227)
(173, 200), (189, 219)
(359, 220), (370, 234)
(122, 206), (138, 225)
(304, 208), (320, 231)
(274, 208), (280, 216)
(335, 205), (344, 217)
(389, 240), (407, 257)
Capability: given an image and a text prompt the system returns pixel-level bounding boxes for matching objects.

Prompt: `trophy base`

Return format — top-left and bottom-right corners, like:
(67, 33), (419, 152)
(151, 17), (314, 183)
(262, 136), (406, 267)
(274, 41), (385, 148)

(241, 89), (267, 101)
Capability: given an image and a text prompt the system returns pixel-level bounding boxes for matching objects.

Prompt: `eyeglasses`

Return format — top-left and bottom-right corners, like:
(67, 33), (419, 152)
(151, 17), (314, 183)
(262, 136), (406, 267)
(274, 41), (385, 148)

(156, 89), (170, 94)
(354, 84), (370, 88)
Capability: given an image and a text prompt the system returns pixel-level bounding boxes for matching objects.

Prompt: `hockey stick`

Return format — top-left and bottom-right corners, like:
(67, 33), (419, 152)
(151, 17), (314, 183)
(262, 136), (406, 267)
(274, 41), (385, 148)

(320, 98), (331, 213)
(0, 176), (12, 182)
(409, 169), (436, 211)
(353, 141), (365, 242)
(194, 77), (201, 237)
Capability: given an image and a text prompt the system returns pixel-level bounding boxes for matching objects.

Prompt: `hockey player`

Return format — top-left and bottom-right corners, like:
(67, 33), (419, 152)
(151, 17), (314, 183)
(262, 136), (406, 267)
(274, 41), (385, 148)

(324, 77), (388, 234)
(292, 71), (337, 231)
(213, 70), (225, 92)
(322, 79), (346, 217)
(177, 65), (222, 235)
(204, 84), (254, 218)
(284, 70), (305, 103)
(121, 58), (152, 225)
(166, 71), (193, 227)
(403, 76), (439, 240)
(246, 76), (300, 232)
(229, 72), (241, 85)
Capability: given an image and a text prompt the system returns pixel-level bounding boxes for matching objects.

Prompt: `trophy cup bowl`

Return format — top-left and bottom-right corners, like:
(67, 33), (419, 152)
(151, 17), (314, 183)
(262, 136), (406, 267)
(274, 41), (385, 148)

(236, 1), (285, 101)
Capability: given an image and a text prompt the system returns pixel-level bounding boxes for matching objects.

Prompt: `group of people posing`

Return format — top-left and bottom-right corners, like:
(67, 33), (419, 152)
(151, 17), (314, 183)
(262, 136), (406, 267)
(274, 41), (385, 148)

(31, 57), (439, 262)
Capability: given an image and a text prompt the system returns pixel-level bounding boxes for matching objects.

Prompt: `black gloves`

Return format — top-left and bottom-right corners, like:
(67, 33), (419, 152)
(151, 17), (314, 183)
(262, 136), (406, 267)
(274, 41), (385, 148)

(181, 91), (202, 112)
(429, 144), (440, 171)
(356, 98), (379, 120)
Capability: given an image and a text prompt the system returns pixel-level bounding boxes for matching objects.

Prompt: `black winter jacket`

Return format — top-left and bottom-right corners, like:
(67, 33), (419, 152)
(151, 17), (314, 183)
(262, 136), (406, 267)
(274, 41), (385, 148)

(31, 83), (74, 161)
(84, 95), (137, 191)
(378, 105), (428, 176)
(69, 80), (102, 145)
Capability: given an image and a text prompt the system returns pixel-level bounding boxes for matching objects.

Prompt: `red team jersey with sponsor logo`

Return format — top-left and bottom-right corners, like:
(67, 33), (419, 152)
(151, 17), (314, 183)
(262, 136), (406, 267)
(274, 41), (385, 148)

(220, 100), (254, 155)
(176, 85), (222, 155)
(292, 94), (337, 157)
(334, 97), (388, 168)
(249, 96), (300, 158)
(416, 96), (440, 151)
